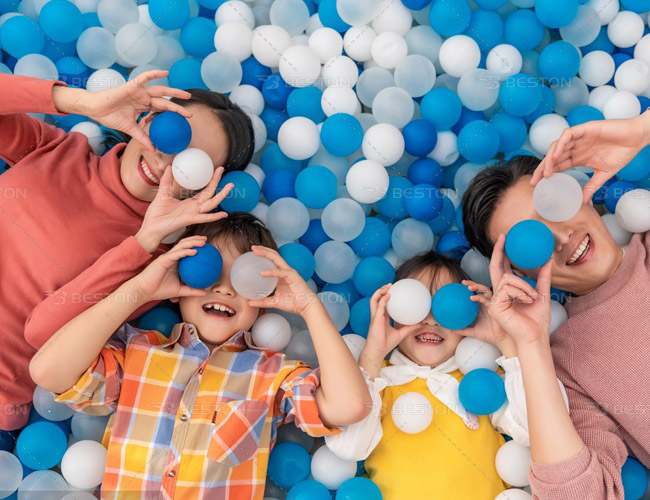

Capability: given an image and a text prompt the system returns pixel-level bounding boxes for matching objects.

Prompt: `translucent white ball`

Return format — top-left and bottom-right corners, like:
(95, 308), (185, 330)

(279, 45), (321, 87)
(343, 25), (376, 63)
(70, 121), (104, 155)
(336, 0), (376, 26)
(486, 44), (522, 81)
(251, 202), (268, 224)
(251, 313), (291, 351)
(495, 440), (531, 487)
(533, 173), (583, 222)
(86, 68), (125, 92)
(322, 55), (358, 88)
(129, 64), (168, 86)
(267, 198), (310, 240)
(455, 337), (501, 374)
(215, 0), (254, 28)
(248, 113), (267, 153)
(61, 493), (97, 500)
(76, 27), (117, 69)
(356, 66), (394, 107)
(151, 36), (185, 71)
(172, 148), (214, 190)
(13, 54), (58, 80)
(587, 0), (619, 25)
(428, 130), (459, 167)
(342, 334), (366, 361)
(405, 25), (442, 65)
(318, 291), (350, 330)
(601, 213), (633, 246)
(391, 392), (433, 433)
(614, 59), (650, 96)
(311, 445), (357, 490)
(588, 84), (617, 111)
(362, 123), (405, 166)
(345, 159), (389, 204)
(460, 249), (492, 288)
(457, 68), (500, 111)
(607, 11), (644, 48)
(0, 451), (22, 499)
(277, 117), (320, 160)
(603, 90), (641, 119)
(284, 329), (318, 367)
(439, 35), (480, 78)
(549, 299), (568, 335)
(230, 252), (278, 300)
(115, 23), (156, 67)
(228, 85), (264, 115)
(372, 0), (412, 36)
(579, 51), (615, 87)
(371, 31), (408, 69)
(394, 54), (436, 98)
(634, 34), (650, 68)
(251, 25), (291, 67)
(71, 413), (109, 442)
(529, 114), (569, 156)
(309, 27), (343, 64)
(97, 0), (138, 34)
(137, 4), (162, 35)
(321, 198), (366, 241)
(214, 22), (253, 62)
(17, 470), (69, 500)
(201, 52), (242, 93)
(372, 86), (414, 128)
(559, 5), (600, 47)
(32, 386), (75, 421)
(61, 440), (107, 489)
(615, 189), (650, 233)
(386, 278), (432, 325)
(269, 0), (309, 36)
(321, 86), (359, 115)
(392, 219), (435, 259)
(314, 240), (357, 284)
(552, 77), (589, 116)
(495, 490), (532, 500)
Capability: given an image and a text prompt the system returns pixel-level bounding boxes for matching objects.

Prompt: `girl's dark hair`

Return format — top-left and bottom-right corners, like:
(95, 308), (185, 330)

(395, 251), (469, 290)
(103, 88), (255, 173)
(462, 155), (540, 258)
(180, 212), (277, 254)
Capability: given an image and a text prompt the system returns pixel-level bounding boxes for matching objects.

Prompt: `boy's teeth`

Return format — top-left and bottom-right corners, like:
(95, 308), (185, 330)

(204, 303), (235, 316)
(141, 159), (159, 185)
(568, 235), (590, 265)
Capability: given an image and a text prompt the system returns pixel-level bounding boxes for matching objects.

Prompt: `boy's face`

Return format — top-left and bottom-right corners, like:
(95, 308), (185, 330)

(178, 241), (261, 348)
(396, 268), (463, 368)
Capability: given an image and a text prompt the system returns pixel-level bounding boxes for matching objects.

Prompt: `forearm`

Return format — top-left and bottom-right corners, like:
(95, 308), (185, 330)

(30, 280), (149, 394)
(516, 338), (585, 464)
(358, 343), (386, 380)
(497, 336), (518, 358)
(639, 107), (650, 147)
(51, 84), (88, 116)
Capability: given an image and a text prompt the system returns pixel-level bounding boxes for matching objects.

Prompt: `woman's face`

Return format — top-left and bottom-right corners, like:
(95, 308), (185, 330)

(120, 104), (230, 202)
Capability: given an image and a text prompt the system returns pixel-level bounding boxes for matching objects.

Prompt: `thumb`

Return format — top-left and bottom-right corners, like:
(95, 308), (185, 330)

(156, 166), (174, 199)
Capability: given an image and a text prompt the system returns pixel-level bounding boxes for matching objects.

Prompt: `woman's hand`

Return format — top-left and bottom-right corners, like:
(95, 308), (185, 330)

(130, 236), (210, 302)
(531, 112), (650, 204)
(135, 166), (233, 253)
(247, 246), (319, 316)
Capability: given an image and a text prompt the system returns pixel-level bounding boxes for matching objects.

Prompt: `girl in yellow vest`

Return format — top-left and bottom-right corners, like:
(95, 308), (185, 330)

(326, 251), (567, 500)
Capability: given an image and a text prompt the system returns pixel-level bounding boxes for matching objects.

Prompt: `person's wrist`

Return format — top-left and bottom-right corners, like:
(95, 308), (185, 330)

(119, 278), (153, 307)
(135, 228), (160, 254)
(52, 85), (87, 115)
(513, 334), (550, 355)
(637, 110), (650, 147)
(298, 291), (322, 318)
(496, 336), (518, 358)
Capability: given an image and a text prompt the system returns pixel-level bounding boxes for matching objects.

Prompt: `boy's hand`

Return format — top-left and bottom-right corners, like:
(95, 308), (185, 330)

(130, 236), (210, 302)
(135, 166), (233, 253)
(246, 246), (319, 316)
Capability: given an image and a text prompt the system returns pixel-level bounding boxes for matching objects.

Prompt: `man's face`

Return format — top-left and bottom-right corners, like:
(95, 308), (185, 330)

(487, 175), (623, 296)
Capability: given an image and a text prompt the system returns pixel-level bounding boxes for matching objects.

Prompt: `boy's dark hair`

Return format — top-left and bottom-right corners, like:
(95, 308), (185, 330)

(180, 212), (277, 254)
(462, 155), (540, 258)
(395, 250), (469, 290)
(104, 89), (254, 173)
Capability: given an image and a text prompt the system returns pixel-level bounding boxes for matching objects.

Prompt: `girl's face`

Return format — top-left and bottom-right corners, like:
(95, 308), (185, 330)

(119, 104), (230, 202)
(396, 268), (464, 368)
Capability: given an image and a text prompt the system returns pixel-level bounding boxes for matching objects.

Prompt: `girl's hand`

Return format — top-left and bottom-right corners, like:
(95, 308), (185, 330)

(247, 246), (319, 316)
(531, 113), (650, 204)
(82, 70), (192, 152)
(135, 166), (233, 253)
(130, 236), (210, 302)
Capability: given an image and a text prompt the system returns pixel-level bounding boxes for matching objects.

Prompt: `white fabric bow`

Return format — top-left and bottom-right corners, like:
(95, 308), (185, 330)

(380, 349), (479, 430)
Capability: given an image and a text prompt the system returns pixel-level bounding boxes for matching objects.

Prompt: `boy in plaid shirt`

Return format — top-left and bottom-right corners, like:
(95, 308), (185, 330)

(30, 213), (371, 500)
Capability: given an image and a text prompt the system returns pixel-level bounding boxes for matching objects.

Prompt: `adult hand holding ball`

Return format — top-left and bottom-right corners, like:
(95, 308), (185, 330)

(505, 220), (555, 269)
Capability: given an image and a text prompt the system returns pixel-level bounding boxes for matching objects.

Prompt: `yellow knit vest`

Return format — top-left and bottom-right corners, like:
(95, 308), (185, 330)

(363, 369), (508, 500)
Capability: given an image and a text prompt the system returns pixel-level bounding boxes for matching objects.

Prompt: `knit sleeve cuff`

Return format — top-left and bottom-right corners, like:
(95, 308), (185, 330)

(531, 445), (591, 484)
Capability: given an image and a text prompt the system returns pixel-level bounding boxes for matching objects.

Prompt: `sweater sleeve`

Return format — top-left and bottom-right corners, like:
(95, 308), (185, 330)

(0, 74), (73, 166)
(24, 236), (162, 350)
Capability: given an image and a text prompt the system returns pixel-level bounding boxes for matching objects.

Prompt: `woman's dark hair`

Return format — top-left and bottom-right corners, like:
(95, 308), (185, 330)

(395, 250), (469, 290)
(462, 154), (540, 258)
(180, 212), (277, 254)
(103, 88), (255, 173)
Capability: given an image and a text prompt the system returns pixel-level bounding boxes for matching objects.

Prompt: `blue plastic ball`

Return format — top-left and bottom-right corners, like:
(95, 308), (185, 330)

(350, 297), (371, 337)
(451, 108), (485, 136)
(168, 58), (207, 90)
(566, 105), (604, 127)
(618, 146), (650, 182)
(267, 442), (311, 489)
(279, 243), (315, 281)
(288, 480), (331, 500)
(323, 279), (362, 305)
(376, 177), (412, 219)
(16, 422), (67, 470)
(420, 88), (462, 130)
(621, 0), (650, 12)
(436, 231), (470, 260)
(149, 112), (192, 155)
(260, 106), (289, 142)
(241, 56), (272, 90)
(604, 180), (637, 213)
(294, 165), (337, 209)
(0, 430), (16, 453)
(55, 56), (90, 88)
(535, 0), (578, 28)
(404, 183), (443, 221)
(180, 17), (217, 58)
(39, 0), (83, 43)
(429, 0), (471, 36)
(622, 457), (648, 500)
(299, 219), (331, 253)
(287, 86), (325, 122)
(353, 257), (395, 297)
(178, 243), (223, 289)
(582, 26), (615, 55)
(539, 41), (581, 82)
(318, 0), (350, 33)
(336, 477), (382, 500)
(455, 205), (465, 234)
(1, 16), (45, 59)
(402, 0), (430, 7)
(504, 9), (544, 52)
(464, 9), (503, 52)
(262, 169), (297, 203)
(491, 112), (527, 153)
(427, 194), (456, 234)
(402, 119), (438, 157)
(218, 171), (261, 212)
(407, 158), (442, 188)
(349, 217), (391, 257)
(458, 368), (507, 415)
(260, 142), (302, 175)
(431, 283), (478, 330)
(499, 73), (543, 117)
(525, 84), (556, 124)
(320, 113), (363, 157)
(592, 177), (616, 205)
(475, 0), (507, 8)
(505, 219), (555, 269)
(262, 72), (294, 110)
(458, 120), (500, 163)
(148, 0), (190, 30)
(138, 307), (180, 337)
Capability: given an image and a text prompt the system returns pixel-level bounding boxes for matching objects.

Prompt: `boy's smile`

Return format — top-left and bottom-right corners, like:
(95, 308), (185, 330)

(202, 301), (236, 320)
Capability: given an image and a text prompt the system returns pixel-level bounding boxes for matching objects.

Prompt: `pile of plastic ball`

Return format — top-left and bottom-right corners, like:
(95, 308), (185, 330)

(4, 0), (650, 498)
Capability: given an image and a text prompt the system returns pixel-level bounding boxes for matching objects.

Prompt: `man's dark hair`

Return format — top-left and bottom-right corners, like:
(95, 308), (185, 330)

(395, 250), (469, 290)
(180, 212), (277, 254)
(462, 155), (540, 258)
(104, 89), (255, 173)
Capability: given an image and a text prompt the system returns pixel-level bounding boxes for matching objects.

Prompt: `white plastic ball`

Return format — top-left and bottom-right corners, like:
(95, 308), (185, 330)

(615, 59), (650, 96)
(336, 0), (376, 26)
(615, 189), (650, 233)
(603, 90), (641, 119)
(405, 25), (442, 65)
(391, 392), (433, 433)
(309, 149), (348, 184)
(172, 148), (214, 190)
(311, 445), (357, 490)
(115, 23), (156, 67)
(318, 291), (350, 330)
(278, 117), (320, 160)
(314, 241), (357, 284)
(586, 0), (619, 25)
(70, 121), (104, 155)
(559, 5), (600, 47)
(495, 490), (532, 500)
(228, 85), (264, 115)
(343, 25), (376, 62)
(394, 54), (436, 98)
(457, 68), (500, 111)
(252, 25), (291, 67)
(309, 27), (342, 64)
(371, 31), (408, 69)
(495, 440), (531, 487)
(61, 440), (107, 489)
(634, 34), (650, 68)
(269, 0), (309, 36)
(533, 173), (583, 222)
(251, 202), (269, 224)
(97, 0), (138, 34)
(322, 55), (358, 88)
(460, 249), (491, 288)
(215, 0), (254, 28)
(201, 52), (242, 93)
(279, 45), (321, 87)
(284, 329), (318, 367)
(439, 35), (480, 78)
(230, 252), (278, 300)
(601, 213), (633, 246)
(552, 77), (589, 116)
(362, 123), (405, 166)
(76, 27), (117, 69)
(14, 54), (57, 81)
(372, 86), (414, 128)
(579, 51), (615, 87)
(607, 11), (644, 48)
(529, 114), (569, 156)
(321, 86), (359, 115)
(588, 85), (617, 111)
(371, 0), (412, 36)
(345, 159), (389, 204)
(86, 68), (125, 92)
(321, 198), (366, 241)
(342, 334), (366, 361)
(486, 44), (522, 80)
(251, 313), (292, 351)
(214, 22), (253, 62)
(391, 219), (435, 259)
(0, 451), (22, 499)
(32, 386), (75, 421)
(267, 198), (310, 240)
(386, 278), (432, 326)
(428, 130), (459, 166)
(356, 66), (394, 107)
(455, 337), (501, 374)
(248, 113), (267, 153)
(549, 299), (568, 335)
(151, 36), (185, 71)
(17, 470), (69, 500)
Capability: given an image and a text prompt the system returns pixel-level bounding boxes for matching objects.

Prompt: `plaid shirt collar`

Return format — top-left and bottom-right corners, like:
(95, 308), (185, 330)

(163, 322), (260, 353)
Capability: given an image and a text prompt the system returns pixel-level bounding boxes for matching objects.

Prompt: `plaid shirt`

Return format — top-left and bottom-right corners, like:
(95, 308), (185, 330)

(54, 322), (339, 499)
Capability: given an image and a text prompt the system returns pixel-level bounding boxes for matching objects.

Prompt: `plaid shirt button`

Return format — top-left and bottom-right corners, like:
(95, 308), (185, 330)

(168, 470), (175, 478)
(180, 413), (188, 422)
